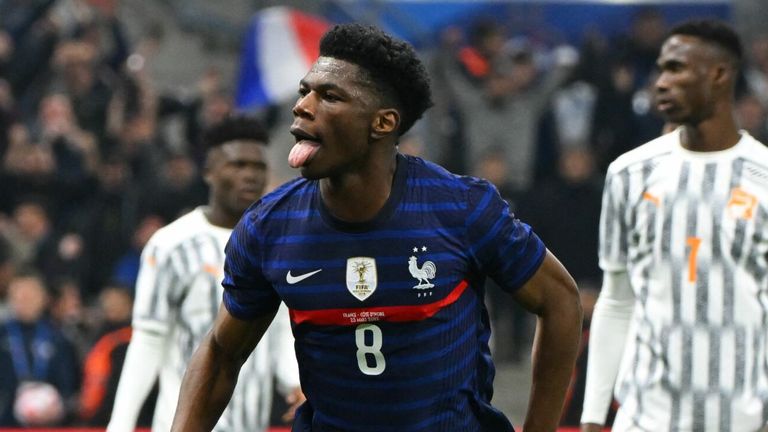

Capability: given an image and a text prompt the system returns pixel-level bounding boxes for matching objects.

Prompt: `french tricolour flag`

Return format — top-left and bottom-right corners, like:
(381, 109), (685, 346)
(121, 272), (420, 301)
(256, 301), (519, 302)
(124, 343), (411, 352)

(236, 7), (331, 110)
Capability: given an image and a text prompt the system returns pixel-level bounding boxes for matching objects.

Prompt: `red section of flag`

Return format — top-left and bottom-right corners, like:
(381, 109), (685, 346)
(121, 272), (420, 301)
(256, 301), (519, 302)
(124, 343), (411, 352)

(288, 10), (331, 66)
(289, 280), (469, 326)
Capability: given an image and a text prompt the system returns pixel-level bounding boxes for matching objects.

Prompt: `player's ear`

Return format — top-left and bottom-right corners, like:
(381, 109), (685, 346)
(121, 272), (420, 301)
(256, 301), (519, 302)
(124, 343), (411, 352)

(711, 60), (734, 89)
(203, 151), (217, 185)
(370, 108), (399, 140)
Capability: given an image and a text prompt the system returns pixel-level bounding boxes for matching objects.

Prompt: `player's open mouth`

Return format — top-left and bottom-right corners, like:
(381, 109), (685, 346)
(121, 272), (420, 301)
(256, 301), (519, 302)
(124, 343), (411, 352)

(656, 97), (675, 113)
(289, 127), (321, 168)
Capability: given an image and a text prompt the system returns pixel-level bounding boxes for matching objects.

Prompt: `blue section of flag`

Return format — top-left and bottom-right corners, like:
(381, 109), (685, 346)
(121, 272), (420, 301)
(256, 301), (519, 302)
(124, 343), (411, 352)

(236, 16), (269, 109)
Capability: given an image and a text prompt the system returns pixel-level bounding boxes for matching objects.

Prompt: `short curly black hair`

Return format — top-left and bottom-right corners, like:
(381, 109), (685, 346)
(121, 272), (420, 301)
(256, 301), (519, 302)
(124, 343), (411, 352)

(319, 23), (433, 136)
(669, 19), (743, 68)
(203, 113), (269, 150)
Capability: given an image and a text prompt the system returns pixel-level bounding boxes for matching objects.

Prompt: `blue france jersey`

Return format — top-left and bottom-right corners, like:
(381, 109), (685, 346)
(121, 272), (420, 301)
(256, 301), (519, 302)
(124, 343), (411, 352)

(223, 154), (545, 432)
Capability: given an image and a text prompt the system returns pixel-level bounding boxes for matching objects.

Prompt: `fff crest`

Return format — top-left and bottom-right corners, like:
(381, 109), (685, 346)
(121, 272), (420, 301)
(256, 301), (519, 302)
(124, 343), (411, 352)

(346, 257), (378, 301)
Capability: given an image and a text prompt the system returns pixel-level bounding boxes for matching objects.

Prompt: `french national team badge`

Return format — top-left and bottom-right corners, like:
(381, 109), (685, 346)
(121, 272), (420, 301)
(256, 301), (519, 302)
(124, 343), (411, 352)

(409, 246), (436, 298)
(346, 257), (378, 301)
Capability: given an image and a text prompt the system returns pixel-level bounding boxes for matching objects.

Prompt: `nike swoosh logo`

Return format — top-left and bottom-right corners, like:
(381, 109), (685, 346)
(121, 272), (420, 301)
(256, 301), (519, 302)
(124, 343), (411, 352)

(286, 269), (323, 284)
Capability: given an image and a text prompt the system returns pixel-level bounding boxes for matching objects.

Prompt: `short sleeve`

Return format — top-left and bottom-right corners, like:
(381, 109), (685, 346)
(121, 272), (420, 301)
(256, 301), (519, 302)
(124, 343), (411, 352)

(132, 236), (177, 335)
(465, 179), (546, 293)
(222, 211), (281, 319)
(598, 167), (629, 272)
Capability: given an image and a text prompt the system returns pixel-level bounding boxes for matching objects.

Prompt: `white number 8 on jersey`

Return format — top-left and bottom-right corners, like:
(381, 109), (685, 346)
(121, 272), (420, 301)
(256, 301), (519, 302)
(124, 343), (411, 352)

(355, 324), (386, 375)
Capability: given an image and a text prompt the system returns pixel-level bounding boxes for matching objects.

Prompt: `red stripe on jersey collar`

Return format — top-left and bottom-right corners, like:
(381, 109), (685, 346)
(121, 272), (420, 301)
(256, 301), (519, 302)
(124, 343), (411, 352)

(289, 280), (469, 326)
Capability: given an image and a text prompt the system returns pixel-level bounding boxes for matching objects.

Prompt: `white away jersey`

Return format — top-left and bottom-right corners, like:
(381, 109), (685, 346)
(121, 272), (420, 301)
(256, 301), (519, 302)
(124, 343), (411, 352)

(132, 207), (298, 432)
(599, 130), (768, 431)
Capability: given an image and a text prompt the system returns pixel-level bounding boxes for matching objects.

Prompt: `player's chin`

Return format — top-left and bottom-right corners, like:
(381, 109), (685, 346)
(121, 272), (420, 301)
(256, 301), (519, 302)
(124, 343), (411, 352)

(299, 165), (324, 180)
(233, 197), (257, 212)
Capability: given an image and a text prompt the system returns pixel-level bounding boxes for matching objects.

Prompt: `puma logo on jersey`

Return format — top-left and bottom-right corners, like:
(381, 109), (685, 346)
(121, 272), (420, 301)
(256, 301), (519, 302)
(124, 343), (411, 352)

(286, 269), (323, 284)
(727, 187), (757, 220)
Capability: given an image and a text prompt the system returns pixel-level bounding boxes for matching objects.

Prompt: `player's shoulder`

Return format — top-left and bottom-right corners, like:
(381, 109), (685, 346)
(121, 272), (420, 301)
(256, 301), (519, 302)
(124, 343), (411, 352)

(607, 130), (677, 175)
(738, 132), (768, 185)
(740, 132), (768, 159)
(402, 153), (492, 198)
(146, 208), (210, 251)
(241, 176), (312, 226)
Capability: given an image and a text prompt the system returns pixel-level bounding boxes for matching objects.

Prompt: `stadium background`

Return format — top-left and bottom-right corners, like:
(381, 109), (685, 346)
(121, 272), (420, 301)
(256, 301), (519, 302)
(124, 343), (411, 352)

(1, 0), (767, 430)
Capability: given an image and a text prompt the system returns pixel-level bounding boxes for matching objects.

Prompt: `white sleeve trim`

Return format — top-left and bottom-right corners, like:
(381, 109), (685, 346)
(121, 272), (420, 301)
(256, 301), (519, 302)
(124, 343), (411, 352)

(580, 270), (635, 425)
(106, 328), (165, 432)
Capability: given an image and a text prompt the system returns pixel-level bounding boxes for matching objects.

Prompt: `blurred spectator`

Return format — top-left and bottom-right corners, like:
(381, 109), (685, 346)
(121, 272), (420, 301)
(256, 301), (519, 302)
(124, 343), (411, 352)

(182, 69), (233, 169)
(0, 31), (11, 77)
(574, 51), (664, 174)
(425, 25), (466, 173)
(110, 214), (164, 291)
(71, 0), (130, 74)
(79, 284), (154, 427)
(736, 93), (768, 143)
(612, 7), (668, 91)
(142, 152), (207, 223)
(520, 148), (603, 284)
(49, 277), (92, 359)
(565, 8), (669, 174)
(0, 128), (59, 215)
(80, 154), (141, 300)
(744, 32), (768, 107)
(0, 1), (60, 114)
(0, 272), (80, 427)
(438, 18), (577, 195)
(1, 197), (89, 288)
(0, 235), (16, 319)
(49, 40), (114, 143)
(473, 145), (518, 203)
(2, 199), (53, 268)
(0, 78), (17, 159)
(35, 229), (89, 289)
(36, 93), (100, 177)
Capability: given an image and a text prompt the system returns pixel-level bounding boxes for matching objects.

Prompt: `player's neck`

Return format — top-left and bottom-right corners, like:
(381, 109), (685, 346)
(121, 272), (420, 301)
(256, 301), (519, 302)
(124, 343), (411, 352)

(320, 151), (398, 223)
(203, 206), (239, 229)
(680, 116), (740, 152)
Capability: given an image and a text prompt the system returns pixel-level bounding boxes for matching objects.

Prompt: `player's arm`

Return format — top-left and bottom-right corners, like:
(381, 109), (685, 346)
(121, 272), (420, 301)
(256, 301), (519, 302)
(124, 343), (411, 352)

(106, 328), (164, 431)
(107, 240), (170, 432)
(513, 250), (582, 432)
(580, 270), (634, 432)
(580, 164), (634, 431)
(170, 304), (276, 432)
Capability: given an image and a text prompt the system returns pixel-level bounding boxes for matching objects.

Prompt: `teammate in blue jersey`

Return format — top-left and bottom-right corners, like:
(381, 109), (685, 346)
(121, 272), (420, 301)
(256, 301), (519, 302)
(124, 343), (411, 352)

(172, 23), (582, 432)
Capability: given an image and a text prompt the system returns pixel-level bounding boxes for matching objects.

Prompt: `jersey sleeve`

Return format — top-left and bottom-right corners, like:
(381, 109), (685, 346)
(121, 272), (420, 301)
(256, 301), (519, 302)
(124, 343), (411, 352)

(598, 166), (629, 272)
(580, 269), (635, 425)
(109, 234), (175, 430)
(222, 211), (281, 319)
(131, 235), (179, 335)
(465, 178), (546, 292)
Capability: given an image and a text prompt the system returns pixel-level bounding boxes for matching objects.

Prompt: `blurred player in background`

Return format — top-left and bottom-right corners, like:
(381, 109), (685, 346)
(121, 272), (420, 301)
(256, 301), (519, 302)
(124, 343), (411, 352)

(581, 19), (768, 432)
(107, 114), (302, 432)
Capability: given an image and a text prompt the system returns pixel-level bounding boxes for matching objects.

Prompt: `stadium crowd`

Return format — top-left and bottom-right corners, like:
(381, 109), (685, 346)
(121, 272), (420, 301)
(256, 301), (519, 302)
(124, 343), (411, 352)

(0, 0), (767, 428)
